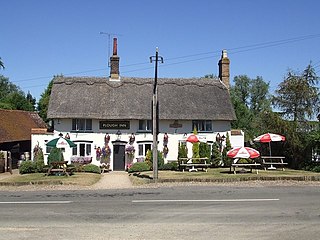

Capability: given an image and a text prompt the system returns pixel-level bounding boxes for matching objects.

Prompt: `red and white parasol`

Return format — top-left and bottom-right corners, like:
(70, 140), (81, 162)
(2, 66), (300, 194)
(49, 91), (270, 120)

(254, 133), (285, 156)
(227, 147), (260, 159)
(186, 134), (199, 143)
(253, 133), (285, 143)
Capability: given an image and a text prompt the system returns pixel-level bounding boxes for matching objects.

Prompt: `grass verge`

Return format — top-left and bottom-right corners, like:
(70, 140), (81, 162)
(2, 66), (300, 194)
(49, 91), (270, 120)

(0, 172), (101, 186)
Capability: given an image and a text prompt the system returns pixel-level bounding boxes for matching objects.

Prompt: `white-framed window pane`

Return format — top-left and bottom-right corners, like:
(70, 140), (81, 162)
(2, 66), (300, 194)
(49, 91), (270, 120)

(139, 120), (145, 130)
(145, 144), (152, 155)
(86, 119), (92, 130)
(72, 146), (77, 156)
(86, 144), (91, 156)
(138, 144), (143, 155)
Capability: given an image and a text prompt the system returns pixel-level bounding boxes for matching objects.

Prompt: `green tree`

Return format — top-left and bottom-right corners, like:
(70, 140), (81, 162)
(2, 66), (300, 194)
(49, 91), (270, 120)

(211, 142), (222, 167)
(0, 75), (34, 111)
(47, 147), (64, 166)
(230, 75), (271, 141)
(222, 132), (232, 166)
(273, 64), (319, 122)
(37, 79), (53, 123)
(192, 127), (200, 162)
(199, 142), (211, 161)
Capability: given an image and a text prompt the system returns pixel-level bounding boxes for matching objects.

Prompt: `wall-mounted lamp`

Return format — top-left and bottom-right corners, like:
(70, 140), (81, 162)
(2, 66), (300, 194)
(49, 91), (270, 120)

(116, 130), (122, 140)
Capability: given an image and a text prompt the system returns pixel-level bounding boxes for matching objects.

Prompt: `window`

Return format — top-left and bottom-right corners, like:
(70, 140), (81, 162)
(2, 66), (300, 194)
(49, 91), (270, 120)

(72, 143), (92, 156)
(192, 120), (212, 132)
(72, 119), (92, 131)
(138, 120), (152, 131)
(138, 143), (152, 156)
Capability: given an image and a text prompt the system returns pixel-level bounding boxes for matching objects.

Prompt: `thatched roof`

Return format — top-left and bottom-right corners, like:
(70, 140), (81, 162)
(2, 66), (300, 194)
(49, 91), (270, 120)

(47, 76), (236, 121)
(0, 110), (47, 143)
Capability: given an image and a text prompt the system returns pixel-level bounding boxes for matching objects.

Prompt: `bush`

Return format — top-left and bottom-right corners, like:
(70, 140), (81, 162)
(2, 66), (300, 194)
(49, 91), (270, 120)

(82, 164), (101, 174)
(47, 147), (64, 165)
(34, 160), (46, 173)
(19, 161), (36, 174)
(161, 161), (178, 171)
(128, 162), (151, 173)
(311, 165), (320, 172)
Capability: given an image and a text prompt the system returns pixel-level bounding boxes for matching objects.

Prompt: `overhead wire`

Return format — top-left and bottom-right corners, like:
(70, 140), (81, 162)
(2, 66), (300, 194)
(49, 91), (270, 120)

(12, 33), (320, 89)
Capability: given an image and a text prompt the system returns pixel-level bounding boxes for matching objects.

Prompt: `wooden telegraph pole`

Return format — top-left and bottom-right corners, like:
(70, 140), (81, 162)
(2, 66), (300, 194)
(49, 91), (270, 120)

(150, 48), (163, 182)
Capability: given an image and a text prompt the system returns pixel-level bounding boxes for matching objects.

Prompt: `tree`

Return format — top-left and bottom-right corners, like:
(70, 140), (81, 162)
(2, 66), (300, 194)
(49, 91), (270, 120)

(26, 91), (36, 111)
(211, 142), (222, 167)
(230, 75), (271, 141)
(273, 64), (319, 122)
(192, 127), (200, 162)
(0, 75), (34, 111)
(38, 79), (53, 123)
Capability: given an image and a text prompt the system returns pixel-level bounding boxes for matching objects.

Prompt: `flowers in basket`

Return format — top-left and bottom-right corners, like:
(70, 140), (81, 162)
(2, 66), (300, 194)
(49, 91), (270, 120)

(101, 144), (111, 162)
(125, 144), (135, 157)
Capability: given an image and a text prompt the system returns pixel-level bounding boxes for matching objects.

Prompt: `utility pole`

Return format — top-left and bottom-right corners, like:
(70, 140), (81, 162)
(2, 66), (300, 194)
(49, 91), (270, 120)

(150, 47), (163, 182)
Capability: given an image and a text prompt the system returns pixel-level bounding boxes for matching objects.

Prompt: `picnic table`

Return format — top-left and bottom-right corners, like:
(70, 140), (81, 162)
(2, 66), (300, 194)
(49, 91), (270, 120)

(46, 161), (74, 176)
(260, 156), (288, 171)
(178, 158), (210, 172)
(230, 163), (261, 174)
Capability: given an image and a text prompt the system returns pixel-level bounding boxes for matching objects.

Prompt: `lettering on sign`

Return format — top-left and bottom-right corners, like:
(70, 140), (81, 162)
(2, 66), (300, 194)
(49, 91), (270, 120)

(99, 121), (130, 129)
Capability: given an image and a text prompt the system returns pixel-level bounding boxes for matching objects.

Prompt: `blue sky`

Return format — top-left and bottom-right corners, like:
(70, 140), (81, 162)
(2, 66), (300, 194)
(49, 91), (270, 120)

(1, 0), (320, 101)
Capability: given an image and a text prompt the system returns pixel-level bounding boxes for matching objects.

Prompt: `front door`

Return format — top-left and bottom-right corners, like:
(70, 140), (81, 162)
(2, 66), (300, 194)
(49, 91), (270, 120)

(113, 145), (125, 171)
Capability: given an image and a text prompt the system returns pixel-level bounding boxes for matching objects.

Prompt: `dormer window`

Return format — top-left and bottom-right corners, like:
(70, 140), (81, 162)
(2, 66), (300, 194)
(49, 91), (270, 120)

(192, 120), (212, 132)
(72, 119), (92, 131)
(138, 120), (152, 132)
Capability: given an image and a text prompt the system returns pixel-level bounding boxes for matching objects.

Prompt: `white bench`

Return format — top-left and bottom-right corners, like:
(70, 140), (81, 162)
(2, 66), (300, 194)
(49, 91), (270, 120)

(179, 158), (210, 172)
(261, 156), (288, 171)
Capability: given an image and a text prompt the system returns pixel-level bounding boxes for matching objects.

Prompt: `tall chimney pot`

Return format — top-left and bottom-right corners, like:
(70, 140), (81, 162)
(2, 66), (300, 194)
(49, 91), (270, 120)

(110, 37), (120, 80)
(218, 49), (230, 90)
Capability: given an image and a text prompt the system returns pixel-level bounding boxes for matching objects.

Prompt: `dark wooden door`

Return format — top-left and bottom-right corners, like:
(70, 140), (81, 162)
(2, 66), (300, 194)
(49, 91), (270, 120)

(113, 145), (125, 171)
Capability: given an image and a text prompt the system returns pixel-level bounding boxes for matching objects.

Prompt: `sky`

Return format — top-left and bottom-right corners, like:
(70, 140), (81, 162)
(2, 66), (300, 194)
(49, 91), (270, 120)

(1, 0), (320, 101)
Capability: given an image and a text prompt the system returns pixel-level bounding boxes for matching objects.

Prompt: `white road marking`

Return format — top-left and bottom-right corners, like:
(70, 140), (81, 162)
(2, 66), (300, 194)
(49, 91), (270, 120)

(132, 199), (279, 203)
(0, 201), (72, 204)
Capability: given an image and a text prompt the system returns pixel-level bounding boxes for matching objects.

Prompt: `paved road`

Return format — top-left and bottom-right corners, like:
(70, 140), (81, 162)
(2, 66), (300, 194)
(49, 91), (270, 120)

(0, 185), (319, 240)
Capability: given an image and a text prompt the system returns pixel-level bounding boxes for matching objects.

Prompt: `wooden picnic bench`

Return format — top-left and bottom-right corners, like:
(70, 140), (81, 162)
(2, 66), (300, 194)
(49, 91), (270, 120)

(260, 156), (288, 171)
(46, 161), (74, 176)
(230, 163), (261, 174)
(178, 158), (210, 172)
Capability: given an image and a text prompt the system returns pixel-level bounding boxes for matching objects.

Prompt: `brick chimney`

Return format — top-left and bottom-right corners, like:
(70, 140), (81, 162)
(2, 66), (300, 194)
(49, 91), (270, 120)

(110, 38), (120, 80)
(218, 50), (230, 90)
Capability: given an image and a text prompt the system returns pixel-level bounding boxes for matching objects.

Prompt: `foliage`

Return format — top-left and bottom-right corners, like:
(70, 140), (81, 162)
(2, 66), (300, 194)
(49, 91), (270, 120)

(83, 164), (101, 174)
(161, 161), (178, 171)
(0, 75), (35, 111)
(192, 127), (200, 161)
(47, 147), (64, 166)
(127, 162), (151, 173)
(199, 142), (211, 160)
(34, 160), (45, 173)
(230, 75), (271, 141)
(273, 64), (319, 122)
(178, 142), (188, 159)
(144, 149), (164, 169)
(37, 79), (53, 123)
(19, 161), (36, 174)
(211, 142), (222, 167)
(222, 132), (232, 166)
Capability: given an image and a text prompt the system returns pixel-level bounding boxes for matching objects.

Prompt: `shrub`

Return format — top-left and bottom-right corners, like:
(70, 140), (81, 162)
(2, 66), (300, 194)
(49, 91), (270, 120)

(161, 161), (178, 171)
(144, 149), (164, 169)
(312, 166), (320, 172)
(47, 147), (64, 165)
(83, 164), (101, 174)
(128, 162), (151, 173)
(19, 161), (36, 174)
(34, 160), (46, 173)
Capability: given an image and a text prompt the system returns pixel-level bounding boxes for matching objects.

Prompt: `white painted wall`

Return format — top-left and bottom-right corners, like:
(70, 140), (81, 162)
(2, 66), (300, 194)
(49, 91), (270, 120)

(31, 119), (244, 170)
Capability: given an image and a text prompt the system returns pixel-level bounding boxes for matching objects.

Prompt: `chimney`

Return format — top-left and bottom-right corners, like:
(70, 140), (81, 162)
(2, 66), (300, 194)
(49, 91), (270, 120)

(218, 49), (230, 90)
(110, 38), (120, 80)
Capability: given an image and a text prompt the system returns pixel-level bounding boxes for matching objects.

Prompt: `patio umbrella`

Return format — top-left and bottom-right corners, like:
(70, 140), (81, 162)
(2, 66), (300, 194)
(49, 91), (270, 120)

(46, 136), (76, 148)
(227, 147), (260, 159)
(253, 133), (285, 156)
(186, 134), (199, 143)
